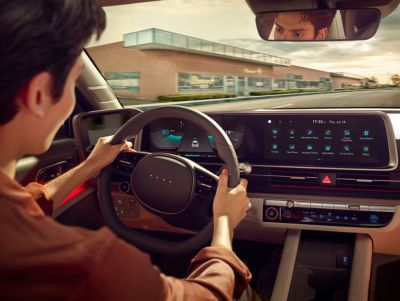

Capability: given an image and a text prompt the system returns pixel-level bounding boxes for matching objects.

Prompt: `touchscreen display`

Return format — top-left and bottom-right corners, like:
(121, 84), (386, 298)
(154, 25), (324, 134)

(264, 115), (390, 168)
(86, 114), (131, 145)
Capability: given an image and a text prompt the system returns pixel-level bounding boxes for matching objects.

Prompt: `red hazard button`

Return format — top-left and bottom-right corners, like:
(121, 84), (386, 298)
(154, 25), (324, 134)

(319, 174), (336, 186)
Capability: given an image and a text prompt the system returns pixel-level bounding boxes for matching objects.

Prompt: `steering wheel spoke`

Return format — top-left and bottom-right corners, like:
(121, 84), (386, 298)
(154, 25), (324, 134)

(193, 166), (218, 200)
(111, 151), (149, 175)
(98, 106), (239, 254)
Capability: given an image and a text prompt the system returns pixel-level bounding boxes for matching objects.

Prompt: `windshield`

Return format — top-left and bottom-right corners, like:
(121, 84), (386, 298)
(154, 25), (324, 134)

(86, 0), (400, 111)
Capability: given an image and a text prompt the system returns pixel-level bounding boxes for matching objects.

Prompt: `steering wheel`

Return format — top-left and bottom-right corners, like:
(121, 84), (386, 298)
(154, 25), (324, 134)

(98, 106), (240, 254)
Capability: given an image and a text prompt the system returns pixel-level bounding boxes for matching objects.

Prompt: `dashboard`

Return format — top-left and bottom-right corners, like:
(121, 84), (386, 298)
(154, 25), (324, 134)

(141, 111), (397, 170)
(73, 108), (400, 232)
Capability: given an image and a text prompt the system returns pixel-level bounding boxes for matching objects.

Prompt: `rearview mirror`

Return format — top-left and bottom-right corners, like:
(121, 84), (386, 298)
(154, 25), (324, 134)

(256, 8), (381, 41)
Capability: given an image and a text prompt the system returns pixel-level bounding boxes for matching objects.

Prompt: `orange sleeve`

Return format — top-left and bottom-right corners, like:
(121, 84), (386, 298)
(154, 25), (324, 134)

(25, 182), (54, 216)
(90, 232), (251, 301)
(160, 246), (252, 300)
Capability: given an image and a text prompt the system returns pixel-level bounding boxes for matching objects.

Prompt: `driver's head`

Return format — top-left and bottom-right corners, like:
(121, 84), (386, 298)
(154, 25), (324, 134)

(274, 11), (336, 40)
(0, 0), (105, 154)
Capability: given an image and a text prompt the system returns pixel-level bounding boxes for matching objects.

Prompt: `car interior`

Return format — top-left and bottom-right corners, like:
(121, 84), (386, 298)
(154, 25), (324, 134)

(14, 0), (400, 300)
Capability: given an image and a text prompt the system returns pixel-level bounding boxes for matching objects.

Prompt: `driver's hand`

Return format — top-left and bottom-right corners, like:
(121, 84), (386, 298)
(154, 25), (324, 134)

(85, 136), (132, 177)
(213, 169), (250, 230)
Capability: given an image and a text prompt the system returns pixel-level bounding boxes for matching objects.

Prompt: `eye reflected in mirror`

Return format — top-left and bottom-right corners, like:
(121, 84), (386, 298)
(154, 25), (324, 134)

(256, 9), (381, 41)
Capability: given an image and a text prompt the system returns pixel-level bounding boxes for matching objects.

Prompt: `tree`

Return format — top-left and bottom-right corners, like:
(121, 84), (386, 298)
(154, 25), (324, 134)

(391, 74), (400, 86)
(363, 76), (379, 88)
(369, 76), (378, 83)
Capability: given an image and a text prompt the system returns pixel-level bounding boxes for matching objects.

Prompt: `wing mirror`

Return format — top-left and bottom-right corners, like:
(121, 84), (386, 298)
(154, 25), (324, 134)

(255, 8), (381, 41)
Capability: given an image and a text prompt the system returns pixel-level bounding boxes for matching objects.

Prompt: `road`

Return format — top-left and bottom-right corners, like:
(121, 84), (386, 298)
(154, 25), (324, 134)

(191, 89), (400, 112)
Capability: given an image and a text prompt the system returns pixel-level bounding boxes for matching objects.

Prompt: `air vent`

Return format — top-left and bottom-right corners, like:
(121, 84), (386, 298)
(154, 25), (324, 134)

(266, 168), (400, 194)
(336, 172), (400, 191)
(270, 170), (319, 187)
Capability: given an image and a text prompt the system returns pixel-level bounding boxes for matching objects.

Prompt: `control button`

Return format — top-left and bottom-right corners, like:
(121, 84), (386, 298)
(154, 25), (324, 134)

(298, 201), (310, 208)
(351, 215), (358, 222)
(272, 129), (279, 135)
(369, 214), (379, 224)
(265, 207), (279, 220)
(324, 129), (332, 136)
(334, 203), (347, 210)
(265, 200), (286, 206)
(362, 145), (370, 153)
(343, 145), (351, 152)
(272, 143), (279, 150)
(319, 174), (336, 186)
(286, 201), (294, 208)
(344, 130), (351, 136)
(323, 203), (334, 209)
(380, 206), (396, 212)
(289, 129), (296, 136)
(306, 145), (313, 151)
(311, 202), (323, 209)
(337, 254), (352, 268)
(368, 205), (381, 212)
(289, 144), (296, 150)
(362, 130), (370, 137)
(306, 129), (314, 136)
(119, 182), (130, 193)
(326, 211), (334, 222)
(116, 199), (126, 206)
(324, 145), (332, 152)
(348, 204), (360, 211)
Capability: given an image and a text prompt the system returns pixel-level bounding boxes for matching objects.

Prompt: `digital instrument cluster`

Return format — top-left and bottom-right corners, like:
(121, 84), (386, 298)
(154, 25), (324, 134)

(145, 117), (245, 160)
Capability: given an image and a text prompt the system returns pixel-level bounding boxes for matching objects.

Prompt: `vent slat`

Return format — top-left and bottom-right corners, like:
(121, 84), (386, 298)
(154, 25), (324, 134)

(267, 168), (400, 192)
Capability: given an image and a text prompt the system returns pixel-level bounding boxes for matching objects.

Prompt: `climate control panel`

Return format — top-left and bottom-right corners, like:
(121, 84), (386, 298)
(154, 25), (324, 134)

(263, 199), (395, 227)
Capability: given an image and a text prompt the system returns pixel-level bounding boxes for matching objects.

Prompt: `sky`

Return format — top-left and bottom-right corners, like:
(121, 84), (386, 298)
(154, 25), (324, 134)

(89, 0), (400, 84)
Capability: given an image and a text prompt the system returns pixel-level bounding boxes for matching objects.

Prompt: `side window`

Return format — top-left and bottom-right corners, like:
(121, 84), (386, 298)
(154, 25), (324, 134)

(54, 101), (84, 141)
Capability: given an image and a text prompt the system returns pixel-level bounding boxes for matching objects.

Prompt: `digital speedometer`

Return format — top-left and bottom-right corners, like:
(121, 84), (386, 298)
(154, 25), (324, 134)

(150, 129), (183, 149)
(148, 118), (245, 157)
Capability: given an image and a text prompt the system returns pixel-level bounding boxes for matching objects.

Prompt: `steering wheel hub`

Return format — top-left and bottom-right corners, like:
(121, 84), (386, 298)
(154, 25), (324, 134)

(131, 155), (193, 214)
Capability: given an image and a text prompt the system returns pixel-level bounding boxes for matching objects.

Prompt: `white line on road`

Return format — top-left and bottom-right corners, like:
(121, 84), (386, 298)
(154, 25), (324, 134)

(273, 103), (293, 108)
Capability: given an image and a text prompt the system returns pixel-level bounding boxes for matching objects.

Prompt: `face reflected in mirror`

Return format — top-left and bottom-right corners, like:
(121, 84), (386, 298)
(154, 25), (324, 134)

(274, 11), (336, 40)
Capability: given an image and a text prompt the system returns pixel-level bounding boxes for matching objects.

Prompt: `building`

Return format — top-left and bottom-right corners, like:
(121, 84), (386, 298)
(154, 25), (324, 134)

(87, 28), (364, 99)
(330, 72), (367, 89)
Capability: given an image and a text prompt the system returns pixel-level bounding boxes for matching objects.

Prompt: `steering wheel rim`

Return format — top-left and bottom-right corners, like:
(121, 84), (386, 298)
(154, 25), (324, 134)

(98, 106), (239, 254)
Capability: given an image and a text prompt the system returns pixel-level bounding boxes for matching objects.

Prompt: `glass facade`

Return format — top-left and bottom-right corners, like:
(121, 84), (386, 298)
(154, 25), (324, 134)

(124, 28), (291, 66)
(248, 77), (272, 90)
(103, 72), (140, 93)
(275, 75), (332, 90)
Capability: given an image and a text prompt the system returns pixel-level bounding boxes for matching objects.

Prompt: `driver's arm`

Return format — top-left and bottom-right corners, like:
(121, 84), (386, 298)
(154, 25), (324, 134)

(44, 136), (130, 208)
(211, 169), (249, 251)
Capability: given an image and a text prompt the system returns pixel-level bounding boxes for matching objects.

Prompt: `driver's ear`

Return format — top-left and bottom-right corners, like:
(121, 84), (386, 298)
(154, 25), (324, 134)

(20, 72), (53, 118)
(315, 27), (328, 40)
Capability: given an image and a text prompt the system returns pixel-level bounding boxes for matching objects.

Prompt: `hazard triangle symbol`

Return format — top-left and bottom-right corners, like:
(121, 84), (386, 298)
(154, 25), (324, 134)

(322, 176), (332, 184)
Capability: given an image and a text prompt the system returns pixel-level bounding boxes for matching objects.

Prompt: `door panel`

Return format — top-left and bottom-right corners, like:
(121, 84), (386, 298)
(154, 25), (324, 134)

(16, 138), (79, 185)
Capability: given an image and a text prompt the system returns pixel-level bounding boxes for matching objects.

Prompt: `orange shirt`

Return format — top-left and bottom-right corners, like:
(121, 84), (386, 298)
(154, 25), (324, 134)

(0, 171), (251, 300)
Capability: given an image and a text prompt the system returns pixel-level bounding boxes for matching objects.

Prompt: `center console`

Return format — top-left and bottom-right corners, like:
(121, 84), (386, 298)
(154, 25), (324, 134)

(271, 230), (372, 301)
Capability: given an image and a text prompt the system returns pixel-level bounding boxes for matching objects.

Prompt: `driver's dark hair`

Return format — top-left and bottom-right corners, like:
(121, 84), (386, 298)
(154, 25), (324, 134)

(301, 11), (336, 37)
(0, 0), (106, 125)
